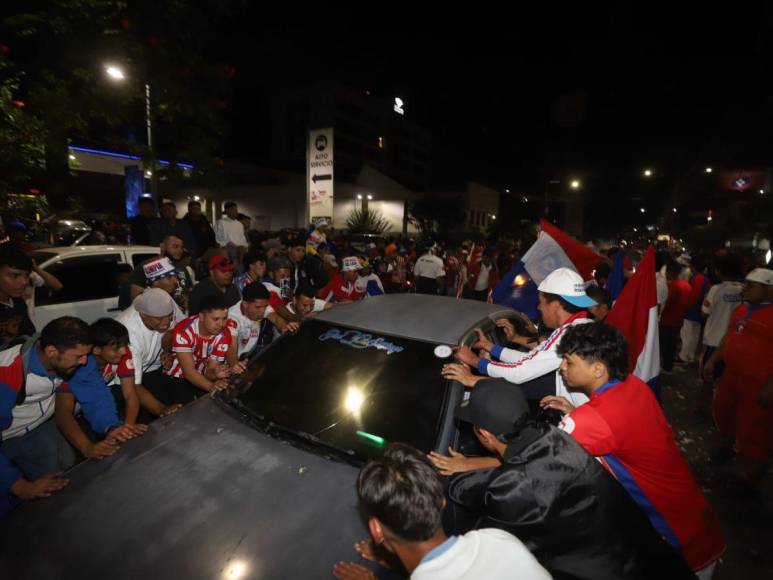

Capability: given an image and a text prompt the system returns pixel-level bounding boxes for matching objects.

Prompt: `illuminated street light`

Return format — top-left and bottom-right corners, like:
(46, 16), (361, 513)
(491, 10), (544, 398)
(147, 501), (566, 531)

(367, 194), (373, 200)
(105, 65), (126, 81)
(69, 154), (76, 161)
(570, 180), (581, 189)
(356, 194), (363, 200)
(640, 207), (646, 213)
(505, 189), (510, 193)
(672, 208), (677, 213)
(643, 169), (652, 177)
(705, 167), (713, 173)
(105, 63), (155, 199)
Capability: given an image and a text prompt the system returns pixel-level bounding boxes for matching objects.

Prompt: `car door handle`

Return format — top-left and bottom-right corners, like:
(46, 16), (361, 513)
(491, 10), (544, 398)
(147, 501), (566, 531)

(107, 307), (122, 312)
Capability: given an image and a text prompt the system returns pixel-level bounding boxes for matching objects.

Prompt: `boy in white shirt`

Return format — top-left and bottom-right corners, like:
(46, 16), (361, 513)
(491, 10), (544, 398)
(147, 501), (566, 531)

(332, 443), (550, 580)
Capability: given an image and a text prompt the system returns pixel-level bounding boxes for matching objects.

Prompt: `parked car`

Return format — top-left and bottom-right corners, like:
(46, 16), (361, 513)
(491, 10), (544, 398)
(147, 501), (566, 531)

(31, 245), (160, 329)
(0, 294), (517, 579)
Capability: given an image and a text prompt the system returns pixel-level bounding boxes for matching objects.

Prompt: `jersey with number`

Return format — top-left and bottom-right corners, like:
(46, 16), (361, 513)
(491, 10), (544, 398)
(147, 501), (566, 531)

(166, 316), (232, 378)
(101, 347), (136, 387)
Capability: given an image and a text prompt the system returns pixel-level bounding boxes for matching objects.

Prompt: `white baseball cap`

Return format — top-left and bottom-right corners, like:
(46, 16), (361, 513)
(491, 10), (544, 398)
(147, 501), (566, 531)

(537, 267), (597, 308)
(745, 268), (773, 286)
(342, 256), (362, 272)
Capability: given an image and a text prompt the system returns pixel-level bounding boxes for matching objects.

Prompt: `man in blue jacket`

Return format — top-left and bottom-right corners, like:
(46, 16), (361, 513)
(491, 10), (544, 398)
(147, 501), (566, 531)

(0, 317), (93, 515)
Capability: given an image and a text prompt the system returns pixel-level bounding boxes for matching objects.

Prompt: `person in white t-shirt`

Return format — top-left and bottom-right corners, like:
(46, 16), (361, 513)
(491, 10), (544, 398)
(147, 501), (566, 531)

(413, 246), (446, 295)
(215, 201), (249, 266)
(117, 289), (183, 420)
(699, 254), (744, 390)
(227, 282), (272, 359)
(283, 284), (332, 320)
(332, 443), (550, 580)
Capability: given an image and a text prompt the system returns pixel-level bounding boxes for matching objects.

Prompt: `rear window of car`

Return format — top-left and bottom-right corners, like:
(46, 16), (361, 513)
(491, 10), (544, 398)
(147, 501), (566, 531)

(233, 319), (449, 464)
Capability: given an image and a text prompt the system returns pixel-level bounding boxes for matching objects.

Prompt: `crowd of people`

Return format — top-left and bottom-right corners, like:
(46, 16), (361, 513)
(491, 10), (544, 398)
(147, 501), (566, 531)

(332, 257), (771, 579)
(0, 199), (771, 579)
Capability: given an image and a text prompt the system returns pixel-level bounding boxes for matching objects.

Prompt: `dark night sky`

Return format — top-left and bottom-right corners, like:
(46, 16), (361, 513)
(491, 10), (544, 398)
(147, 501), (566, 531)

(218, 6), (773, 195)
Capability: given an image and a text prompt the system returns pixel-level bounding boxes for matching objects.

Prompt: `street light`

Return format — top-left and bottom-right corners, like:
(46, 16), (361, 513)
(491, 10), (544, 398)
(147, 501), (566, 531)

(570, 180), (580, 189)
(643, 169), (652, 177)
(367, 194), (373, 200)
(705, 167), (713, 173)
(356, 194), (363, 200)
(105, 65), (126, 80)
(104, 64), (155, 198)
(672, 207), (677, 213)
(640, 207), (646, 213)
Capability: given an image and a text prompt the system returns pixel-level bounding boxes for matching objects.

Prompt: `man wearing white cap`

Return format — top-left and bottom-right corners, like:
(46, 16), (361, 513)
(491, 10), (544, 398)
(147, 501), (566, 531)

(117, 289), (183, 420)
(320, 256), (364, 303)
(705, 268), (773, 490)
(449, 268), (596, 407)
(132, 257), (186, 320)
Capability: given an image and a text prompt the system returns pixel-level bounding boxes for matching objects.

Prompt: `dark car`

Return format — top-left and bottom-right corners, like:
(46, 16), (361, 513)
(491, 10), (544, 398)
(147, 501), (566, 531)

(0, 295), (517, 579)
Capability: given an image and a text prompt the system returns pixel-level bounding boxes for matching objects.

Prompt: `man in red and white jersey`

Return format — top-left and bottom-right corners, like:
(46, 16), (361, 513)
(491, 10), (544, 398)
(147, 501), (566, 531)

(320, 256), (364, 303)
(161, 295), (243, 405)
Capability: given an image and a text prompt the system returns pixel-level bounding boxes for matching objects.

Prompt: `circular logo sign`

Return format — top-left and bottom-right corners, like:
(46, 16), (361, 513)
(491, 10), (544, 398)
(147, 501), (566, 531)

(315, 135), (328, 151)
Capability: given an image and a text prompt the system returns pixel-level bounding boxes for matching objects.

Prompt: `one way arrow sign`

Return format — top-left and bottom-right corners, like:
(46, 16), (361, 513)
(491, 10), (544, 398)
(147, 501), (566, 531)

(312, 174), (332, 183)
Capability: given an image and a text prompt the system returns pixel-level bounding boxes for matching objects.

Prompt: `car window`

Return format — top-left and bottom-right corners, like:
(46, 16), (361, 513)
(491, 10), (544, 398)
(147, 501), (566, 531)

(233, 319), (449, 464)
(130, 253), (158, 267)
(31, 251), (57, 265)
(37, 254), (122, 306)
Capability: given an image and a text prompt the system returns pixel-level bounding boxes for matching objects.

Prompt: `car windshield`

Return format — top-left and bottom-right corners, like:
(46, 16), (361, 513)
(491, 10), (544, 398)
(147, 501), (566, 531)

(233, 319), (450, 463)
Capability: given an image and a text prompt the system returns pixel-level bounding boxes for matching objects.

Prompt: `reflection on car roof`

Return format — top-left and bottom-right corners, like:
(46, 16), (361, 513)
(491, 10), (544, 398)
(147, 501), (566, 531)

(316, 294), (514, 345)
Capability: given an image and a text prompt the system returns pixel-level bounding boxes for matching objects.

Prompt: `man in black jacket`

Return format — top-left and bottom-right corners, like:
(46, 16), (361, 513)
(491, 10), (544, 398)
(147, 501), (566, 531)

(287, 237), (328, 294)
(446, 380), (696, 580)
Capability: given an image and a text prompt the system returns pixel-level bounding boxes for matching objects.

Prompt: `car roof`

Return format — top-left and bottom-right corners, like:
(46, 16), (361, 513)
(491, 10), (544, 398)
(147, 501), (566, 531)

(31, 245), (158, 258)
(315, 294), (515, 345)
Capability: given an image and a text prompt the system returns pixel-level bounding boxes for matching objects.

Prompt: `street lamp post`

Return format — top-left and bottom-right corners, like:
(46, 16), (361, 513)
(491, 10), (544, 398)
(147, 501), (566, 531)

(105, 65), (156, 199)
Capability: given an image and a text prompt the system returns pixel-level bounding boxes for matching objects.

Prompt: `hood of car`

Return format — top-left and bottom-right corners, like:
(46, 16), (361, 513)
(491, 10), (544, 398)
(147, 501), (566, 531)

(0, 397), (365, 579)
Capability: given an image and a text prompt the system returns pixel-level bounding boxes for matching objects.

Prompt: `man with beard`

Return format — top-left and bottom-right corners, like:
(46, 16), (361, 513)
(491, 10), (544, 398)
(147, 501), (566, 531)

(118, 289), (184, 422)
(129, 234), (196, 312)
(0, 318), (136, 515)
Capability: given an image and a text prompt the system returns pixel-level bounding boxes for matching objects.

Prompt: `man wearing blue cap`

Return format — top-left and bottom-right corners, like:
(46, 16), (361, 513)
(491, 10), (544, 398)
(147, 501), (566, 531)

(449, 267), (597, 407)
